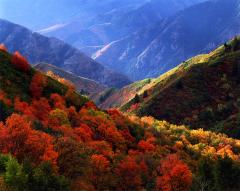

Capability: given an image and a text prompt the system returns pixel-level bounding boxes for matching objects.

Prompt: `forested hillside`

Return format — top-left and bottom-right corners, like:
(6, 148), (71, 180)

(120, 37), (240, 139)
(1, 45), (240, 191)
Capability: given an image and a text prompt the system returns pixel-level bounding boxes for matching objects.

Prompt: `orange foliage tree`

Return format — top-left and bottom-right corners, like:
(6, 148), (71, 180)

(0, 114), (58, 166)
(11, 51), (30, 72)
(90, 154), (111, 190)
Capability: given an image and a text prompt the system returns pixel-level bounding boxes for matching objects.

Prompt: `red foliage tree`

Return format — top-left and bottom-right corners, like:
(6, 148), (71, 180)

(26, 130), (58, 168)
(11, 51), (30, 72)
(138, 140), (155, 152)
(50, 93), (66, 109)
(156, 154), (192, 191)
(0, 44), (8, 52)
(14, 97), (33, 117)
(74, 124), (94, 142)
(107, 108), (121, 116)
(97, 123), (125, 147)
(120, 129), (135, 143)
(82, 101), (98, 110)
(115, 157), (142, 191)
(31, 98), (51, 122)
(30, 72), (47, 99)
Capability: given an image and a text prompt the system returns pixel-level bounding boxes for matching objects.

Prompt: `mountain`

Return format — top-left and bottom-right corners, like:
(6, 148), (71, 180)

(112, 37), (240, 138)
(1, 44), (240, 191)
(41, 0), (205, 56)
(34, 63), (107, 97)
(0, 19), (131, 88)
(0, 0), (147, 30)
(95, 0), (240, 81)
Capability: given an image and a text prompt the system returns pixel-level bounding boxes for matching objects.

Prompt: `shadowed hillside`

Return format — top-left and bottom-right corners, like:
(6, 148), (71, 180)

(120, 37), (240, 138)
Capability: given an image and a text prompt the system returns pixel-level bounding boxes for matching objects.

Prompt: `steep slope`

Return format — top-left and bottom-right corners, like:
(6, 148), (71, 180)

(0, 49), (89, 110)
(120, 37), (240, 138)
(96, 0), (240, 81)
(113, 0), (206, 32)
(1, 47), (240, 191)
(34, 63), (107, 97)
(94, 78), (154, 109)
(0, 19), (131, 88)
(41, 0), (205, 56)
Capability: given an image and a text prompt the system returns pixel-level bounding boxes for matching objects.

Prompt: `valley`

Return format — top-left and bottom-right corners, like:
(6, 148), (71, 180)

(0, 0), (240, 190)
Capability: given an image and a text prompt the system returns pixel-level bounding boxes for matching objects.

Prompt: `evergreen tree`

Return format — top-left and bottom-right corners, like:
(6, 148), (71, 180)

(133, 94), (140, 104)
(143, 90), (148, 98)
(214, 156), (240, 191)
(231, 36), (239, 52)
(197, 157), (215, 191)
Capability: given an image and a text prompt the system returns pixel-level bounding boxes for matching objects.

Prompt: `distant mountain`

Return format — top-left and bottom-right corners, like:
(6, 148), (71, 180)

(95, 0), (240, 80)
(114, 37), (240, 138)
(0, 19), (131, 88)
(0, 0), (147, 30)
(0, 0), (84, 30)
(35, 63), (107, 97)
(41, 0), (205, 56)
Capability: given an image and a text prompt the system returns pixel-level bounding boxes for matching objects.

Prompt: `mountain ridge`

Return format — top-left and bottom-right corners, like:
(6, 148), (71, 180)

(41, 0), (206, 56)
(95, 0), (240, 81)
(0, 18), (131, 88)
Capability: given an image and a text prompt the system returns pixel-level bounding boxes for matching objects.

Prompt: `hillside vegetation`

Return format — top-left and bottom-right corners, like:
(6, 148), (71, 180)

(1, 45), (240, 191)
(120, 37), (240, 139)
(34, 63), (107, 98)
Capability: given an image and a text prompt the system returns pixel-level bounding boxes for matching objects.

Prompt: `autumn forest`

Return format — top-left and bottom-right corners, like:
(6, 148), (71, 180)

(1, 0), (240, 190)
(0, 40), (240, 191)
